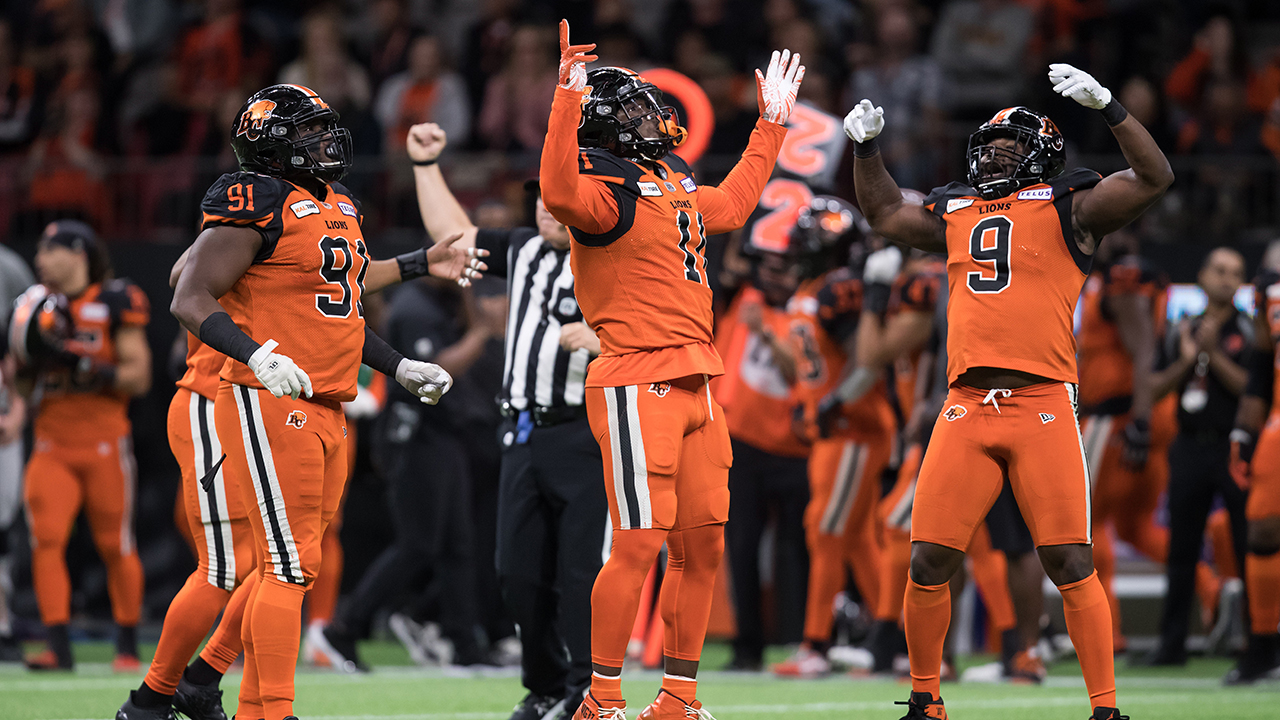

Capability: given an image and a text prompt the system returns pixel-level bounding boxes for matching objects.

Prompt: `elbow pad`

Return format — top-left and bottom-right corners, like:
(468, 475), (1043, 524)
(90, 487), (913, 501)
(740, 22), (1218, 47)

(1245, 346), (1275, 401)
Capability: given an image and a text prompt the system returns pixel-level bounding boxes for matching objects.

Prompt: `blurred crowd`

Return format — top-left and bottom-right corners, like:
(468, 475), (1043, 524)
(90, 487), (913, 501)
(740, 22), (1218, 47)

(1, 0), (1280, 242)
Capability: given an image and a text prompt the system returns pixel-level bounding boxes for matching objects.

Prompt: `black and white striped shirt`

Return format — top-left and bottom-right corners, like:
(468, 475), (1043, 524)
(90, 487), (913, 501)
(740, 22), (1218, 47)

(477, 228), (591, 410)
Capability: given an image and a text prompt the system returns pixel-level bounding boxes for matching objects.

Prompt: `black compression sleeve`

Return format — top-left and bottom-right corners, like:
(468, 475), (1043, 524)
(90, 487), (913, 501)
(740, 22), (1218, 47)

(1245, 346), (1275, 401)
(198, 312), (260, 364)
(362, 326), (405, 377)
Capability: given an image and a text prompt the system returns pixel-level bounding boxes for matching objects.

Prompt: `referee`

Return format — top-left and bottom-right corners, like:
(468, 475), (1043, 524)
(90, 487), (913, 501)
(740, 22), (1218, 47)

(409, 122), (607, 720)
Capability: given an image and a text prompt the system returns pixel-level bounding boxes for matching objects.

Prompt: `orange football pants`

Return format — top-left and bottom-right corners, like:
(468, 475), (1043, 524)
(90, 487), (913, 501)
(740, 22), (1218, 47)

(585, 377), (731, 676)
(143, 388), (257, 695)
(217, 383), (348, 720)
(23, 428), (142, 628)
(802, 431), (890, 642)
(1245, 411), (1280, 636)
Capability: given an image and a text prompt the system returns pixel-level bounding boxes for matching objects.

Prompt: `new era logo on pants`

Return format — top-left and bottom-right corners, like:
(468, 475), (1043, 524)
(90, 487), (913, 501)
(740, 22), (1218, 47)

(1039, 413), (1055, 424)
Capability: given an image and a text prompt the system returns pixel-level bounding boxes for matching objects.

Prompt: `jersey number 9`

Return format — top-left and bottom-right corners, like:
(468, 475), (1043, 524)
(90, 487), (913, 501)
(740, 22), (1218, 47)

(966, 216), (1013, 295)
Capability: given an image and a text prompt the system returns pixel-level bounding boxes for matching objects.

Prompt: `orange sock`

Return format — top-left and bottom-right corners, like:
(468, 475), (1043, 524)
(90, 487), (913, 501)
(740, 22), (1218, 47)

(591, 671), (623, 702)
(591, 528), (666, 671)
(661, 673), (697, 703)
(308, 526), (343, 625)
(876, 529), (912, 622)
(1059, 571), (1116, 709)
(803, 529), (845, 643)
(968, 537), (1015, 633)
(844, 519), (882, 620)
(251, 577), (307, 720)
(904, 578), (950, 700)
(200, 571), (257, 673)
(143, 574), (231, 694)
(1246, 552), (1280, 636)
(236, 572), (264, 720)
(1092, 528), (1123, 643)
(659, 525), (723, 667)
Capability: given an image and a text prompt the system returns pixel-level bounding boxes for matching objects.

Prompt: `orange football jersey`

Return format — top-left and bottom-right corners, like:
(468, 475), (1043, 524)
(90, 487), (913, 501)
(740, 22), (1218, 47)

(887, 259), (946, 419)
(1255, 270), (1280, 408)
(35, 280), (150, 440)
(712, 287), (808, 458)
(176, 332), (223, 401)
(541, 85), (786, 387)
(1077, 256), (1168, 410)
(923, 169), (1103, 384)
(201, 172), (370, 402)
(787, 267), (894, 439)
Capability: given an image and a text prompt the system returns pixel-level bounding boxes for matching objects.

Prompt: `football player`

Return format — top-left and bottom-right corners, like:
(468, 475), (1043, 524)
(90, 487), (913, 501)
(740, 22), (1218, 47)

(846, 61), (1173, 720)
(161, 83), (470, 720)
(11, 221), (151, 672)
(540, 20), (802, 720)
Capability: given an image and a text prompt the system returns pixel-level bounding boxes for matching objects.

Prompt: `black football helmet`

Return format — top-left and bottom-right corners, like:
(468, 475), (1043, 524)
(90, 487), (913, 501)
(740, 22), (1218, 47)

(966, 106), (1066, 200)
(787, 195), (869, 279)
(579, 67), (686, 162)
(230, 84), (353, 182)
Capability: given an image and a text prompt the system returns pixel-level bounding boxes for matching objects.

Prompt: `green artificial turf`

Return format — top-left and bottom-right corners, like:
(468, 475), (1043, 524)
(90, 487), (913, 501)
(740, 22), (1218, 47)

(1, 641), (1274, 720)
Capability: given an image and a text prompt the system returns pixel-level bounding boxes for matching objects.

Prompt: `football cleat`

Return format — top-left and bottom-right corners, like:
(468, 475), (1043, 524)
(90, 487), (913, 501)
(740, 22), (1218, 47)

(313, 624), (370, 673)
(1222, 634), (1280, 685)
(173, 675), (228, 720)
(24, 648), (72, 671)
(508, 692), (566, 720)
(1006, 647), (1047, 684)
(637, 689), (715, 720)
(895, 692), (947, 720)
(116, 691), (176, 720)
(1090, 708), (1129, 720)
(572, 692), (626, 720)
(771, 645), (831, 677)
(113, 654), (143, 673)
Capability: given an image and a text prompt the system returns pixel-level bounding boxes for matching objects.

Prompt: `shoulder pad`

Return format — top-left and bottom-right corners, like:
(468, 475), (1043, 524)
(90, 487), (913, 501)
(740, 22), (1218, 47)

(893, 271), (943, 313)
(1047, 168), (1103, 197)
(201, 172), (289, 226)
(329, 182), (363, 222)
(662, 153), (694, 178)
(816, 267), (861, 314)
(579, 149), (644, 182)
(98, 279), (151, 326)
(924, 182), (978, 216)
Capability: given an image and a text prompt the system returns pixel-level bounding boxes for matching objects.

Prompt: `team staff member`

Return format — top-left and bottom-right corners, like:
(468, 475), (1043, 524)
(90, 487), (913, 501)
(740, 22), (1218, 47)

(543, 21), (801, 720)
(713, 253), (808, 673)
(11, 221), (151, 671)
(405, 121), (607, 719)
(1145, 248), (1250, 666)
(170, 84), (455, 720)
(848, 58), (1173, 719)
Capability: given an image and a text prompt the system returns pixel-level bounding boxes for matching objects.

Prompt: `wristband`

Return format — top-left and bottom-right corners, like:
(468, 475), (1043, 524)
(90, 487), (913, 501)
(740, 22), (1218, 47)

(1100, 99), (1128, 127)
(397, 248), (430, 281)
(854, 138), (880, 158)
(413, 158), (438, 167)
(198, 312), (261, 365)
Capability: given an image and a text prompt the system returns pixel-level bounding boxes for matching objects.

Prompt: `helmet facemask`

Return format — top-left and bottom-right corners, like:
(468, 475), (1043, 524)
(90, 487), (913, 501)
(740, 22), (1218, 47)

(610, 87), (684, 161)
(286, 118), (353, 183)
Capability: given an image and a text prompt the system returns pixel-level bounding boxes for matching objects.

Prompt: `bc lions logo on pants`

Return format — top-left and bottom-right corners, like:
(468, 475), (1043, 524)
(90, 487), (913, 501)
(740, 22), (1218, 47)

(944, 405), (967, 422)
(648, 382), (672, 398)
(285, 410), (307, 429)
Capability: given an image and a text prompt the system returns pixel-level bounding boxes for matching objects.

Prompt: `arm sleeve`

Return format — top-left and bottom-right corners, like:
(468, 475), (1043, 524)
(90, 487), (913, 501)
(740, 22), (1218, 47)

(539, 86), (620, 235)
(201, 172), (287, 262)
(698, 118), (789, 235)
(362, 325), (406, 377)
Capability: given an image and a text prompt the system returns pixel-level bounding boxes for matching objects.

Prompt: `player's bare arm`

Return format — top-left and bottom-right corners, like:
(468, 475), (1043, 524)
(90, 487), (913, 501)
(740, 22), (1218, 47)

(407, 122), (490, 286)
(112, 325), (151, 397)
(1049, 64), (1175, 250)
(1151, 321), (1200, 400)
(846, 101), (947, 253)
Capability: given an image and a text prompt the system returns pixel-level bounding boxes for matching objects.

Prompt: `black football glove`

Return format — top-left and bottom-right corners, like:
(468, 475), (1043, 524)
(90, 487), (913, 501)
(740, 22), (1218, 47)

(1121, 417), (1150, 469)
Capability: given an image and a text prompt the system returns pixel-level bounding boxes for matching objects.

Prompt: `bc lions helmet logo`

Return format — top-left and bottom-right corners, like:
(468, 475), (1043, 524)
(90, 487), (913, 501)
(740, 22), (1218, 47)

(236, 99), (277, 141)
(648, 382), (671, 398)
(285, 410), (307, 429)
(944, 405), (967, 422)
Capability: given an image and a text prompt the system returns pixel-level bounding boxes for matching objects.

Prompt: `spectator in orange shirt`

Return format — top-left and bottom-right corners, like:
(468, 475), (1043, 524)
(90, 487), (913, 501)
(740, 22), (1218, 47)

(478, 24), (557, 151)
(375, 34), (471, 154)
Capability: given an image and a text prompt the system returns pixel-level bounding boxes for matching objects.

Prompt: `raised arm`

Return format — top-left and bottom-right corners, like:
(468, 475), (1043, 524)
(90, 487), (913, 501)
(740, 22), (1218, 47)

(699, 49), (802, 233)
(539, 21), (619, 234)
(1047, 64), (1174, 245)
(409, 123), (478, 250)
(846, 100), (947, 253)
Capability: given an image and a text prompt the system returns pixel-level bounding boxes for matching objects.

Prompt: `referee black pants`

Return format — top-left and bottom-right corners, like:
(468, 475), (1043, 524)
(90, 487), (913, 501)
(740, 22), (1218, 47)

(336, 406), (481, 659)
(496, 415), (607, 707)
(726, 437), (810, 664)
(1158, 433), (1249, 657)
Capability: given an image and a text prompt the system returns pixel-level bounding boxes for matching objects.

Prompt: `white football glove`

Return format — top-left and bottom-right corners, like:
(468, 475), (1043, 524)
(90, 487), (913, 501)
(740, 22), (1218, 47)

(755, 49), (805, 125)
(395, 358), (453, 405)
(863, 246), (903, 284)
(248, 340), (313, 400)
(1048, 63), (1112, 110)
(844, 99), (884, 143)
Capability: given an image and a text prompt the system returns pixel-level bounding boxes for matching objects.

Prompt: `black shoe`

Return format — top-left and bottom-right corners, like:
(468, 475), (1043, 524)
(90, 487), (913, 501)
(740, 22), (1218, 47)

(1129, 645), (1186, 667)
(0, 634), (21, 663)
(1223, 634), (1280, 685)
(894, 691), (946, 719)
(173, 675), (227, 720)
(723, 653), (763, 672)
(315, 625), (369, 673)
(508, 693), (566, 720)
(866, 620), (904, 674)
(1091, 708), (1129, 720)
(116, 692), (176, 720)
